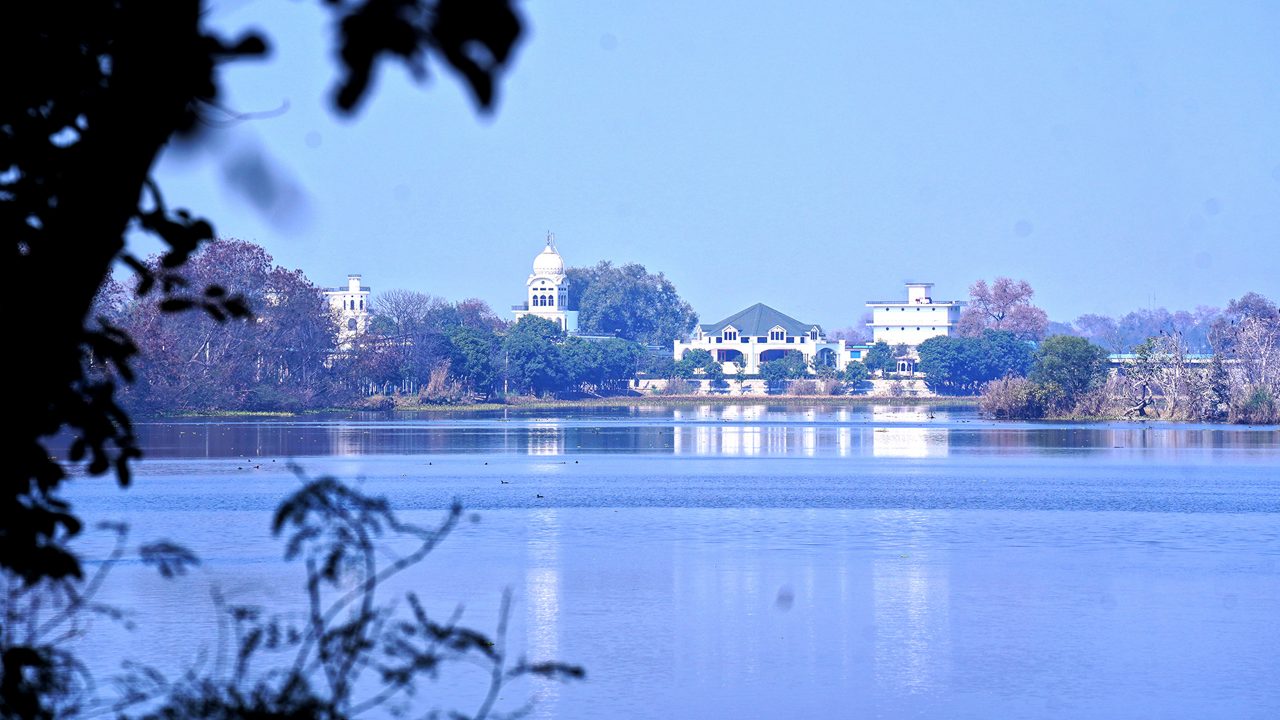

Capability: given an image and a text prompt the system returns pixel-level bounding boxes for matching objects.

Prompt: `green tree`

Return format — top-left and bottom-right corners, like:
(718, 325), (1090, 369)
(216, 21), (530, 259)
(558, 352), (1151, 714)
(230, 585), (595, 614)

(638, 349), (676, 377)
(706, 361), (729, 393)
(592, 338), (644, 392)
(502, 316), (564, 396)
(448, 325), (501, 397)
(566, 261), (698, 345)
(673, 348), (714, 379)
(759, 351), (806, 394)
(842, 361), (870, 389)
(559, 336), (641, 394)
(862, 341), (895, 375)
(917, 330), (1032, 395)
(1029, 335), (1110, 409)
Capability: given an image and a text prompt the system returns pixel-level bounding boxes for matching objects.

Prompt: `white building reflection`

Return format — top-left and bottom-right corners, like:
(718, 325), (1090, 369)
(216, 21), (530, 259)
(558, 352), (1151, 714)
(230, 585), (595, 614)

(672, 422), (887, 457)
(525, 509), (562, 710)
(527, 425), (564, 456)
(329, 423), (368, 456)
(871, 428), (950, 458)
(872, 511), (951, 695)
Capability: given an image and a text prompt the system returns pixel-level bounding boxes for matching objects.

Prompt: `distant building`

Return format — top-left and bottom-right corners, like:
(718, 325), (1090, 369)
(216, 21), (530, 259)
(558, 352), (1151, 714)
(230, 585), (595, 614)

(324, 274), (371, 342)
(512, 233), (579, 333)
(674, 303), (849, 374)
(866, 282), (964, 348)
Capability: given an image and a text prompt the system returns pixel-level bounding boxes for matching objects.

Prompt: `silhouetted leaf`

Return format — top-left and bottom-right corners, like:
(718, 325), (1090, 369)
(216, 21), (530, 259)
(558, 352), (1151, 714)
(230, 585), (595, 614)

(139, 541), (201, 578)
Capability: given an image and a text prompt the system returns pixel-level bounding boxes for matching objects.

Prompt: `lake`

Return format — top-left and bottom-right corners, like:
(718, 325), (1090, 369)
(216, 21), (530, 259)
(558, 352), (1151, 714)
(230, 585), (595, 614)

(65, 404), (1280, 719)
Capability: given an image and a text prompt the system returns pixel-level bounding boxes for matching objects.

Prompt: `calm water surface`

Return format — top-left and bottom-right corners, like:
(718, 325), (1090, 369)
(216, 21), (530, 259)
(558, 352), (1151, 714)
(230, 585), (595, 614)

(66, 404), (1280, 719)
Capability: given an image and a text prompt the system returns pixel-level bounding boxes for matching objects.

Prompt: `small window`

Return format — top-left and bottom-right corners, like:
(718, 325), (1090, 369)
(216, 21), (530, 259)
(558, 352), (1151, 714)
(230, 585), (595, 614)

(741, 338), (750, 344)
(758, 337), (767, 343)
(347, 318), (357, 331)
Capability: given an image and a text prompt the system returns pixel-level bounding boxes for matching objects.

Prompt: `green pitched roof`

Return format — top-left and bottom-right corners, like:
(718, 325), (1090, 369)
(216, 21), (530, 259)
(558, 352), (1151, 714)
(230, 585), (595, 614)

(699, 303), (820, 337)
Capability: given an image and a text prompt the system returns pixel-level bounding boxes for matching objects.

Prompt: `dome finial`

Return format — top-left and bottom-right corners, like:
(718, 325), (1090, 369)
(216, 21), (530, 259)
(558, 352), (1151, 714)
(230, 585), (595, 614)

(532, 232), (565, 277)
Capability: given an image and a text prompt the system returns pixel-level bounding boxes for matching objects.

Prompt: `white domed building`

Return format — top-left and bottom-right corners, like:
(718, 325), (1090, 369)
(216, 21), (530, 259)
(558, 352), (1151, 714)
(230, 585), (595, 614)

(512, 233), (579, 332)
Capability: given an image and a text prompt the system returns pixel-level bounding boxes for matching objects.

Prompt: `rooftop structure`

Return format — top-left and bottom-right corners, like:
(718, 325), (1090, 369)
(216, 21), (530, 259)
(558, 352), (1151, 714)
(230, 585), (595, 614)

(866, 282), (964, 348)
(512, 233), (579, 333)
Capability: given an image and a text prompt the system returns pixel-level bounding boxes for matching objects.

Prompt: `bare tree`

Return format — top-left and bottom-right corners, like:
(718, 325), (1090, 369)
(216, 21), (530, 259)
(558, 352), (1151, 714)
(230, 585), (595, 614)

(1073, 313), (1126, 354)
(1124, 332), (1195, 419)
(827, 312), (873, 344)
(370, 290), (447, 338)
(957, 277), (1049, 340)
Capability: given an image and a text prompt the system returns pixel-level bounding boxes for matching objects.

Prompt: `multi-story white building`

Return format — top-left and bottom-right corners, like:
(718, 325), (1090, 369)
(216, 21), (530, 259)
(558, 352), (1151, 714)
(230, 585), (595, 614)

(866, 282), (963, 348)
(673, 303), (849, 374)
(512, 233), (579, 333)
(324, 274), (371, 342)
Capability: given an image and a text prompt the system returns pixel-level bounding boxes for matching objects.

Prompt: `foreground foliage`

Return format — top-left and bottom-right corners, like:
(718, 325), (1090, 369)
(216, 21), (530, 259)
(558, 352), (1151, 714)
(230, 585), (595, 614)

(1, 477), (582, 719)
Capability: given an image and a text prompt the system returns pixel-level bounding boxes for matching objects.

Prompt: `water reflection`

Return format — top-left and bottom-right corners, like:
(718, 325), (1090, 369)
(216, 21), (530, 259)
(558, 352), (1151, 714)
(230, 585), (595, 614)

(526, 509), (562, 713)
(528, 425), (564, 456)
(872, 511), (950, 695)
(872, 428), (950, 458)
(116, 405), (1279, 461)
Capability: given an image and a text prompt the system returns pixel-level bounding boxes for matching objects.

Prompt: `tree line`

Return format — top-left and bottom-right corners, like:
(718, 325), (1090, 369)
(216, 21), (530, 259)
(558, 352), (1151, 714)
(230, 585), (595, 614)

(869, 276), (1276, 423)
(974, 293), (1278, 424)
(98, 239), (701, 412)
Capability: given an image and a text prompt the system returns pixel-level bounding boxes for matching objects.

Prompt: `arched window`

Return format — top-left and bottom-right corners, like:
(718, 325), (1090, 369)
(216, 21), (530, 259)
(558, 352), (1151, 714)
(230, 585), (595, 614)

(359, 299), (364, 310)
(548, 295), (555, 307)
(349, 299), (355, 310)
(347, 318), (357, 331)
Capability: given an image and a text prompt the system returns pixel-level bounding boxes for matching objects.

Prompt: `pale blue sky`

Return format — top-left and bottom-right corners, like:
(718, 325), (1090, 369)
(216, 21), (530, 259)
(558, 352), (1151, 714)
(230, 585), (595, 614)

(149, 0), (1280, 326)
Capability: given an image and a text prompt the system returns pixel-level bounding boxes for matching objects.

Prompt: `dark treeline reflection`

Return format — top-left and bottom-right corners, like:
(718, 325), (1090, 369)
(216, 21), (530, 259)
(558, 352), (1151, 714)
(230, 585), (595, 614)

(121, 406), (1280, 460)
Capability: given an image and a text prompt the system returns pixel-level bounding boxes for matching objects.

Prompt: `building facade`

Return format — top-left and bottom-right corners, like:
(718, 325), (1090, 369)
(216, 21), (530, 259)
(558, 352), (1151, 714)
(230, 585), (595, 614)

(324, 274), (371, 342)
(673, 303), (850, 374)
(512, 233), (579, 333)
(866, 282), (963, 348)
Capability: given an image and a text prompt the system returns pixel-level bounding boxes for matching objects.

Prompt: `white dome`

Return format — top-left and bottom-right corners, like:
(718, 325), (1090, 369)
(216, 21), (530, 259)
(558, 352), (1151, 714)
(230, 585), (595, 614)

(532, 243), (564, 277)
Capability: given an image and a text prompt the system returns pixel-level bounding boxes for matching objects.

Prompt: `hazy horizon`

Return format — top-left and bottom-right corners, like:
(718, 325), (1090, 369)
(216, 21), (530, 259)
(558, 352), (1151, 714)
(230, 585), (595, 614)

(144, 0), (1279, 326)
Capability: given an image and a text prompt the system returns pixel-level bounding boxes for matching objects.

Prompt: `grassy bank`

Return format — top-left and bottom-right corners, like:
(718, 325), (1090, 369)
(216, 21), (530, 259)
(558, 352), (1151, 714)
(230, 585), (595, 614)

(144, 395), (980, 418)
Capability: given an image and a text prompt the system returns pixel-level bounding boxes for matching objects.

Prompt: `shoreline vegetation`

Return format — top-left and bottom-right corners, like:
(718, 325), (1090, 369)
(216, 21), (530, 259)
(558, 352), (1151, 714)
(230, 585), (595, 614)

(153, 393), (1280, 424)
(155, 394), (980, 418)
